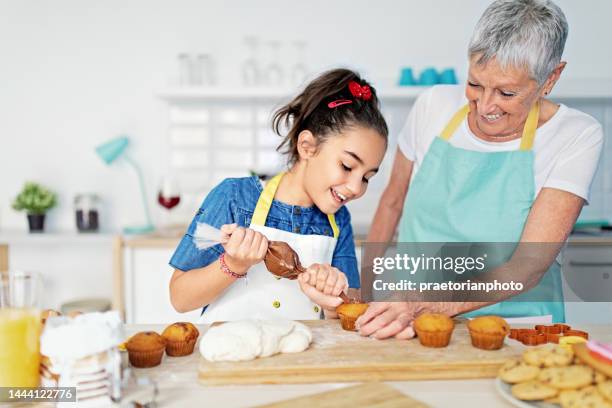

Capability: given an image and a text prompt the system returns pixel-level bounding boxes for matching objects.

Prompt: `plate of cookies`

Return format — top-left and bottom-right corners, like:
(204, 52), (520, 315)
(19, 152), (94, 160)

(495, 342), (612, 407)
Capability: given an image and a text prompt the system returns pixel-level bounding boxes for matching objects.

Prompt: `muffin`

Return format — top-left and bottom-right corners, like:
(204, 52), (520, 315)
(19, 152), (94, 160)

(413, 313), (455, 348)
(125, 331), (166, 368)
(467, 315), (510, 350)
(162, 322), (200, 356)
(336, 303), (369, 331)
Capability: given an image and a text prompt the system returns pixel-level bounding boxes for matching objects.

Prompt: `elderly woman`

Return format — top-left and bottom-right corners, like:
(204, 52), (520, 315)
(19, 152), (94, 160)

(357, 0), (603, 339)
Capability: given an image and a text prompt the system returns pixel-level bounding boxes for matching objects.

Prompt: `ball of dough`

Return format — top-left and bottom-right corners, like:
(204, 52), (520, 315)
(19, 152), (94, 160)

(259, 320), (295, 357)
(199, 321), (263, 362)
(279, 322), (312, 353)
(200, 320), (312, 362)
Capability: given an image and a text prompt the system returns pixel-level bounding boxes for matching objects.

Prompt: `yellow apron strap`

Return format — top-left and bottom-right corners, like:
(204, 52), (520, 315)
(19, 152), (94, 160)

(251, 172), (284, 226)
(519, 102), (540, 151)
(440, 104), (470, 141)
(327, 213), (339, 239)
(440, 102), (540, 151)
(251, 172), (340, 239)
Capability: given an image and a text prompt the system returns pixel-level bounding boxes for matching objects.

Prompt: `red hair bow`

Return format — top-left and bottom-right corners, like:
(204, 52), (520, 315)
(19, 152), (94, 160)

(348, 80), (372, 101)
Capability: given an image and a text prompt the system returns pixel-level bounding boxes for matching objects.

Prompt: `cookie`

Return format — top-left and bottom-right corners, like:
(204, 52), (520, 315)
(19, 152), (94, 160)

(560, 390), (580, 408)
(499, 359), (540, 384)
(539, 365), (594, 390)
(598, 380), (612, 402)
(560, 386), (612, 408)
(542, 345), (575, 367)
(544, 395), (560, 404)
(511, 380), (558, 401)
(523, 345), (574, 368)
(595, 372), (608, 385)
(523, 345), (552, 367)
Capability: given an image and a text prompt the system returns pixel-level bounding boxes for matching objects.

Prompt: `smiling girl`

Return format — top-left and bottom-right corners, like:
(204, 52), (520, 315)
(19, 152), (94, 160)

(168, 69), (388, 323)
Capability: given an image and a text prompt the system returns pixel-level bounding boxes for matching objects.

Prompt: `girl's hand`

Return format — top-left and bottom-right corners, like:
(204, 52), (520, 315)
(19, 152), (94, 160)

(298, 263), (348, 310)
(219, 224), (268, 274)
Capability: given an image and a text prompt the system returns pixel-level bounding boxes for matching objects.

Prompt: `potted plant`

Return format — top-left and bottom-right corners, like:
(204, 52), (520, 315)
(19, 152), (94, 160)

(12, 182), (57, 232)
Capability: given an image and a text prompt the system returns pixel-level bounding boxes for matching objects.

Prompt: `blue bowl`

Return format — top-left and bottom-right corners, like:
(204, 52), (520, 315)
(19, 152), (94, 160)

(439, 68), (458, 84)
(418, 67), (438, 86)
(398, 67), (417, 86)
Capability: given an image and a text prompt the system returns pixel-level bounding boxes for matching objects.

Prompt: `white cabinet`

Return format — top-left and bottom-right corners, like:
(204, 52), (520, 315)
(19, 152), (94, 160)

(122, 242), (201, 324)
(0, 231), (115, 311)
(561, 241), (612, 324)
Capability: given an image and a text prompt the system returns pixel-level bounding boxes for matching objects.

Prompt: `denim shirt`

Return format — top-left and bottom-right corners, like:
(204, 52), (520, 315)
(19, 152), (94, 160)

(169, 176), (360, 288)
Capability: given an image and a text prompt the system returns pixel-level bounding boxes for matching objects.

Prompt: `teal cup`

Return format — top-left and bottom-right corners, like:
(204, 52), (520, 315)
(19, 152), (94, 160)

(398, 67), (417, 86)
(439, 68), (458, 84)
(418, 67), (438, 86)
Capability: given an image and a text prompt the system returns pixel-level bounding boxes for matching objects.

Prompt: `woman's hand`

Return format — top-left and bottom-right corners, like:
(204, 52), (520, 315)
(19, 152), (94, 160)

(220, 224), (268, 274)
(298, 263), (348, 311)
(355, 302), (417, 340)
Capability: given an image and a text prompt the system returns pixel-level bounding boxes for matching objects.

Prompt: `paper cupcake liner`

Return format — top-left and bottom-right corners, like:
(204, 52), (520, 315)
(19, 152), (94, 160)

(165, 339), (197, 357)
(415, 329), (453, 348)
(127, 347), (164, 368)
(338, 314), (357, 331)
(468, 330), (506, 350)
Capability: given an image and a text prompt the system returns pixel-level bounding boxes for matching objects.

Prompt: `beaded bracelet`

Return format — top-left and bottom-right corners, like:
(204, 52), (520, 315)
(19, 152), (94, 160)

(219, 253), (247, 279)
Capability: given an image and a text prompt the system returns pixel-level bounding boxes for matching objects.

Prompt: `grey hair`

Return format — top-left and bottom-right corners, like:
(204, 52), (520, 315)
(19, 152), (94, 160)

(468, 0), (568, 85)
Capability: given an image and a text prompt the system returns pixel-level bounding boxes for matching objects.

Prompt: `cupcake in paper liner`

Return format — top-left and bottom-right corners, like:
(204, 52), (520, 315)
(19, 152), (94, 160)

(336, 303), (369, 331)
(467, 315), (509, 350)
(413, 313), (455, 348)
(162, 322), (200, 356)
(126, 331), (166, 367)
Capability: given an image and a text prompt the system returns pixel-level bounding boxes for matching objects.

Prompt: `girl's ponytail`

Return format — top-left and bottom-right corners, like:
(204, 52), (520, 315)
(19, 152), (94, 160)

(273, 68), (388, 166)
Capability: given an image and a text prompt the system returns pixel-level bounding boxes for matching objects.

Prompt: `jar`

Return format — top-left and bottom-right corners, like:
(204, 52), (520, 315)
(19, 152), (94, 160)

(74, 194), (100, 232)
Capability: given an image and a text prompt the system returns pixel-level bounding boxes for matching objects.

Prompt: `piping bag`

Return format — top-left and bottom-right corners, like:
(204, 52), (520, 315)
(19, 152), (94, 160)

(192, 222), (353, 303)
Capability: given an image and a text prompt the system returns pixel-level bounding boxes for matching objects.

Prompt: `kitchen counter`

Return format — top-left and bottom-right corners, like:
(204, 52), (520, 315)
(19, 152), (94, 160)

(116, 323), (612, 408)
(3, 228), (611, 248)
(120, 230), (612, 248)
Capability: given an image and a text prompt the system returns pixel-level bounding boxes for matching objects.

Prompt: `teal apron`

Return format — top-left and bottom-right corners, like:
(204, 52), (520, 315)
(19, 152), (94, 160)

(398, 103), (565, 322)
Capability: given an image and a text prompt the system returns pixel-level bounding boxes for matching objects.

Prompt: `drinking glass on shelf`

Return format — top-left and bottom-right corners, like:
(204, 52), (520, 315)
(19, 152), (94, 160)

(264, 40), (284, 86)
(0, 270), (42, 387)
(193, 53), (216, 86)
(157, 175), (181, 233)
(199, 53), (216, 86)
(242, 36), (261, 86)
(177, 53), (192, 86)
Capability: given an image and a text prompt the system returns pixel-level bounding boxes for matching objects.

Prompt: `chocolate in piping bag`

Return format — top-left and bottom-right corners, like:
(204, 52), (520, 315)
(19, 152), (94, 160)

(264, 241), (306, 280)
(264, 240), (353, 303)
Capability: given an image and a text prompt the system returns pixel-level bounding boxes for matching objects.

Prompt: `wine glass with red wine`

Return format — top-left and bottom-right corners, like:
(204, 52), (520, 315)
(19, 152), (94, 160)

(158, 175), (180, 232)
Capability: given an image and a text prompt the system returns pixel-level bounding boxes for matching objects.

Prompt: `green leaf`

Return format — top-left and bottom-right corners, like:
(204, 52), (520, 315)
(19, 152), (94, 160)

(11, 182), (57, 214)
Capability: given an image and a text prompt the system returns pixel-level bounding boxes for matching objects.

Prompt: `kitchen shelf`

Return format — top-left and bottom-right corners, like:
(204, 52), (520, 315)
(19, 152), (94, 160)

(157, 78), (612, 102)
(157, 86), (428, 103)
(0, 230), (118, 245)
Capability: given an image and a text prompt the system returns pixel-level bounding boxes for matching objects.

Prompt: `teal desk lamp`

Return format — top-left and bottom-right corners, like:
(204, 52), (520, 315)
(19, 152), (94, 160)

(96, 136), (155, 234)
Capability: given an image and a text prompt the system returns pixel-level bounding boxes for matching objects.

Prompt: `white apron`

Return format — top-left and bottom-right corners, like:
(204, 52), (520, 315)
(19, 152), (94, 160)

(200, 173), (340, 323)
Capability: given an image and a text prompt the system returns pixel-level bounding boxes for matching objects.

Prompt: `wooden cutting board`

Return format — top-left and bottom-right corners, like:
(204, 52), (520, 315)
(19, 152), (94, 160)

(255, 383), (429, 408)
(198, 320), (524, 385)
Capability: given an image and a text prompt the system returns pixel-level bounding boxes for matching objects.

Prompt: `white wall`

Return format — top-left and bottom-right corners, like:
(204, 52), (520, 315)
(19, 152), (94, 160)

(1, 0), (611, 232)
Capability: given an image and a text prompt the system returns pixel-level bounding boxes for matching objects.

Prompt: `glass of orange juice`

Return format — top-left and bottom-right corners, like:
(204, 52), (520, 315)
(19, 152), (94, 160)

(0, 270), (41, 387)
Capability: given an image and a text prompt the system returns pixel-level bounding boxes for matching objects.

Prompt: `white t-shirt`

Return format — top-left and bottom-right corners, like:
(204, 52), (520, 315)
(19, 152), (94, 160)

(397, 85), (604, 202)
